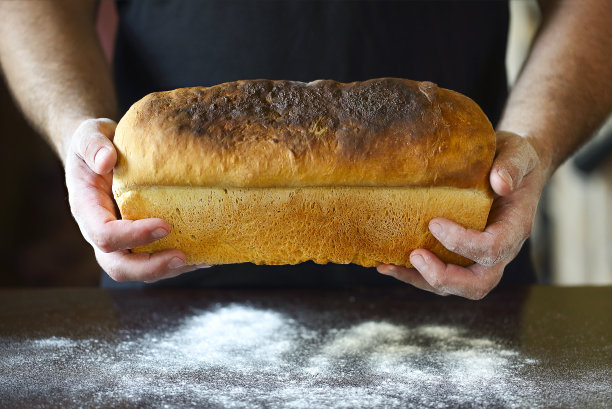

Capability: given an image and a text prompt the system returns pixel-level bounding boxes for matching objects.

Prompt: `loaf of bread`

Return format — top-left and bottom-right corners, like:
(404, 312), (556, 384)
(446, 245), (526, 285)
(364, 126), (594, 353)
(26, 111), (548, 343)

(112, 78), (495, 267)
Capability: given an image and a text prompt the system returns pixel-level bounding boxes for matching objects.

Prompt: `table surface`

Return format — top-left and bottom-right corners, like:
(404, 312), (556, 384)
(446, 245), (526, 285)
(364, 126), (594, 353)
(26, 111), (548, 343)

(0, 286), (610, 409)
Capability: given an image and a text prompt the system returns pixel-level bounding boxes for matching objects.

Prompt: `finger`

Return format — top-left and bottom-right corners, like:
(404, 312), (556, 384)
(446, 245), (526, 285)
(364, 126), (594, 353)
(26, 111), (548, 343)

(428, 218), (501, 266)
(490, 131), (539, 196)
(72, 192), (171, 254)
(377, 264), (447, 295)
(68, 167), (171, 252)
(74, 118), (118, 175)
(97, 248), (188, 283)
(409, 250), (502, 300)
(145, 263), (213, 283)
(429, 198), (531, 266)
(91, 219), (172, 253)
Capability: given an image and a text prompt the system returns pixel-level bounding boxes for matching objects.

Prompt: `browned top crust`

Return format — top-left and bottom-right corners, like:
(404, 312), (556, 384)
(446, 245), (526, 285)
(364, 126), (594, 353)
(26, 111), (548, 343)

(113, 78), (495, 192)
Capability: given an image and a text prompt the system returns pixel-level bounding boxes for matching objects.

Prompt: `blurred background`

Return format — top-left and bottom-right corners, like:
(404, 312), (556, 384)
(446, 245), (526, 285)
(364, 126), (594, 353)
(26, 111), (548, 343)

(1, 0), (610, 287)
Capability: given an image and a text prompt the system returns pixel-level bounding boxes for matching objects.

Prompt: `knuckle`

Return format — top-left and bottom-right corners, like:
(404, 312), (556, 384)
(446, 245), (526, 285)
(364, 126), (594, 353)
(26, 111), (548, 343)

(82, 136), (101, 162)
(469, 288), (489, 300)
(106, 269), (127, 283)
(440, 233), (459, 252)
(73, 126), (88, 150)
(144, 265), (169, 283)
(480, 242), (504, 266)
(145, 263), (162, 278)
(429, 274), (447, 290)
(97, 256), (127, 283)
(93, 232), (115, 253)
(524, 139), (538, 159)
(145, 273), (163, 284)
(445, 240), (458, 252)
(443, 226), (467, 253)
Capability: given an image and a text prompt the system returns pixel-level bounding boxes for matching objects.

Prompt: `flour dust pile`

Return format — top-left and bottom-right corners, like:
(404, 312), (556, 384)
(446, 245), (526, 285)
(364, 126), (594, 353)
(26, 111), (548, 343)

(2, 304), (609, 408)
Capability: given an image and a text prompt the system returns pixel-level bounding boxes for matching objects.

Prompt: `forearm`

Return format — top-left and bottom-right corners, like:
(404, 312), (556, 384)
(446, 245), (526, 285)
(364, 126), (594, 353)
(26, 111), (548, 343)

(498, 0), (612, 177)
(0, 0), (117, 163)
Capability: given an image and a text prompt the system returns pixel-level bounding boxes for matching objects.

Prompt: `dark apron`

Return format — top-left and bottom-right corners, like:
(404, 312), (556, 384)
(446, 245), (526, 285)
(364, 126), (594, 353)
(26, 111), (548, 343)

(106, 0), (535, 288)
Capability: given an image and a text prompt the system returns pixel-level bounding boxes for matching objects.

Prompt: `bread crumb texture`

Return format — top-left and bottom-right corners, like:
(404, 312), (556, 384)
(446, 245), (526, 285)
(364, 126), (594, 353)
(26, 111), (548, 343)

(115, 187), (492, 267)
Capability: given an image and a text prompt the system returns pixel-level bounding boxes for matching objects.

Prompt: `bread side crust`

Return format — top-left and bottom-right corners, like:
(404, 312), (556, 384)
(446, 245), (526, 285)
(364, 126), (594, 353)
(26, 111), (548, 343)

(115, 186), (493, 267)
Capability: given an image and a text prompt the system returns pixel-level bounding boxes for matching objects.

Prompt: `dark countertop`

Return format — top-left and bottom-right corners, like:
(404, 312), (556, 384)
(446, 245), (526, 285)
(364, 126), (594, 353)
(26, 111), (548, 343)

(0, 286), (610, 408)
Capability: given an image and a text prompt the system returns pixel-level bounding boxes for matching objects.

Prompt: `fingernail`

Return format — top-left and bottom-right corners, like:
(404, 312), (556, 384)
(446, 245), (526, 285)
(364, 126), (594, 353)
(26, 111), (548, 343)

(429, 222), (443, 237)
(379, 265), (397, 276)
(94, 147), (111, 166)
(410, 254), (426, 270)
(497, 168), (513, 190)
(168, 257), (185, 269)
(152, 228), (168, 239)
(196, 263), (211, 269)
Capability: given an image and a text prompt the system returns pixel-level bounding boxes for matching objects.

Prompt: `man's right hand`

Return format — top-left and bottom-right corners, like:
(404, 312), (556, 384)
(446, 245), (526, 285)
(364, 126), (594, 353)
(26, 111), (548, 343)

(65, 118), (208, 283)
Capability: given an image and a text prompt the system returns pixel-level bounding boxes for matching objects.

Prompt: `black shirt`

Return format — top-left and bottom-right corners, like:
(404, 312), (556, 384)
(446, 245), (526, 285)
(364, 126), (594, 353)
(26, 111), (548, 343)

(107, 0), (535, 288)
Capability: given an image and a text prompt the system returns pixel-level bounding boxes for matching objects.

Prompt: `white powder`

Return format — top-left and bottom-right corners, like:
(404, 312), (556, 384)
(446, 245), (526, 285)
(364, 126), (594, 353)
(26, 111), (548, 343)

(1, 304), (609, 408)
(31, 337), (78, 349)
(152, 306), (299, 372)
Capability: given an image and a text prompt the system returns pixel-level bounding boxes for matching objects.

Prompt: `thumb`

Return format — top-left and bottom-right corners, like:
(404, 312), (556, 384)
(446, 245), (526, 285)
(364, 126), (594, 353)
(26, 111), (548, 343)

(73, 118), (118, 175)
(490, 131), (539, 196)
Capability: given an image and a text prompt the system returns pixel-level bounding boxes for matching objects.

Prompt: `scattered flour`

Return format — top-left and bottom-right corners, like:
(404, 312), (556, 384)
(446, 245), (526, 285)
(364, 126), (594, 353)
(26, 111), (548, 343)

(1, 304), (609, 408)
(152, 306), (298, 372)
(30, 337), (78, 349)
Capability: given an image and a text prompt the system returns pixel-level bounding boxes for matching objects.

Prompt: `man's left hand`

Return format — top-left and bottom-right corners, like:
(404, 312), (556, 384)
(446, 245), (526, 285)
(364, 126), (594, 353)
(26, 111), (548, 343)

(377, 131), (547, 300)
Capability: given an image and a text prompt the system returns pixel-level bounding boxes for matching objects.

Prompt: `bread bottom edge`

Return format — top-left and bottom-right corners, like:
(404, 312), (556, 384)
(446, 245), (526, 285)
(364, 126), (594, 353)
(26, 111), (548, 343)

(114, 186), (493, 267)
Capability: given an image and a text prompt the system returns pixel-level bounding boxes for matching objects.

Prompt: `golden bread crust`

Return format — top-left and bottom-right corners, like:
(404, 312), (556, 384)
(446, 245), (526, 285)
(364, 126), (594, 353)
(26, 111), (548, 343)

(112, 78), (495, 267)
(113, 78), (495, 192)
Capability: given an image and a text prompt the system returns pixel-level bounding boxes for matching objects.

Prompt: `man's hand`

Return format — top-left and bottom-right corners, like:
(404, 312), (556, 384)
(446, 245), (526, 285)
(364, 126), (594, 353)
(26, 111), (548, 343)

(377, 131), (546, 299)
(65, 118), (209, 283)
(381, 0), (612, 299)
